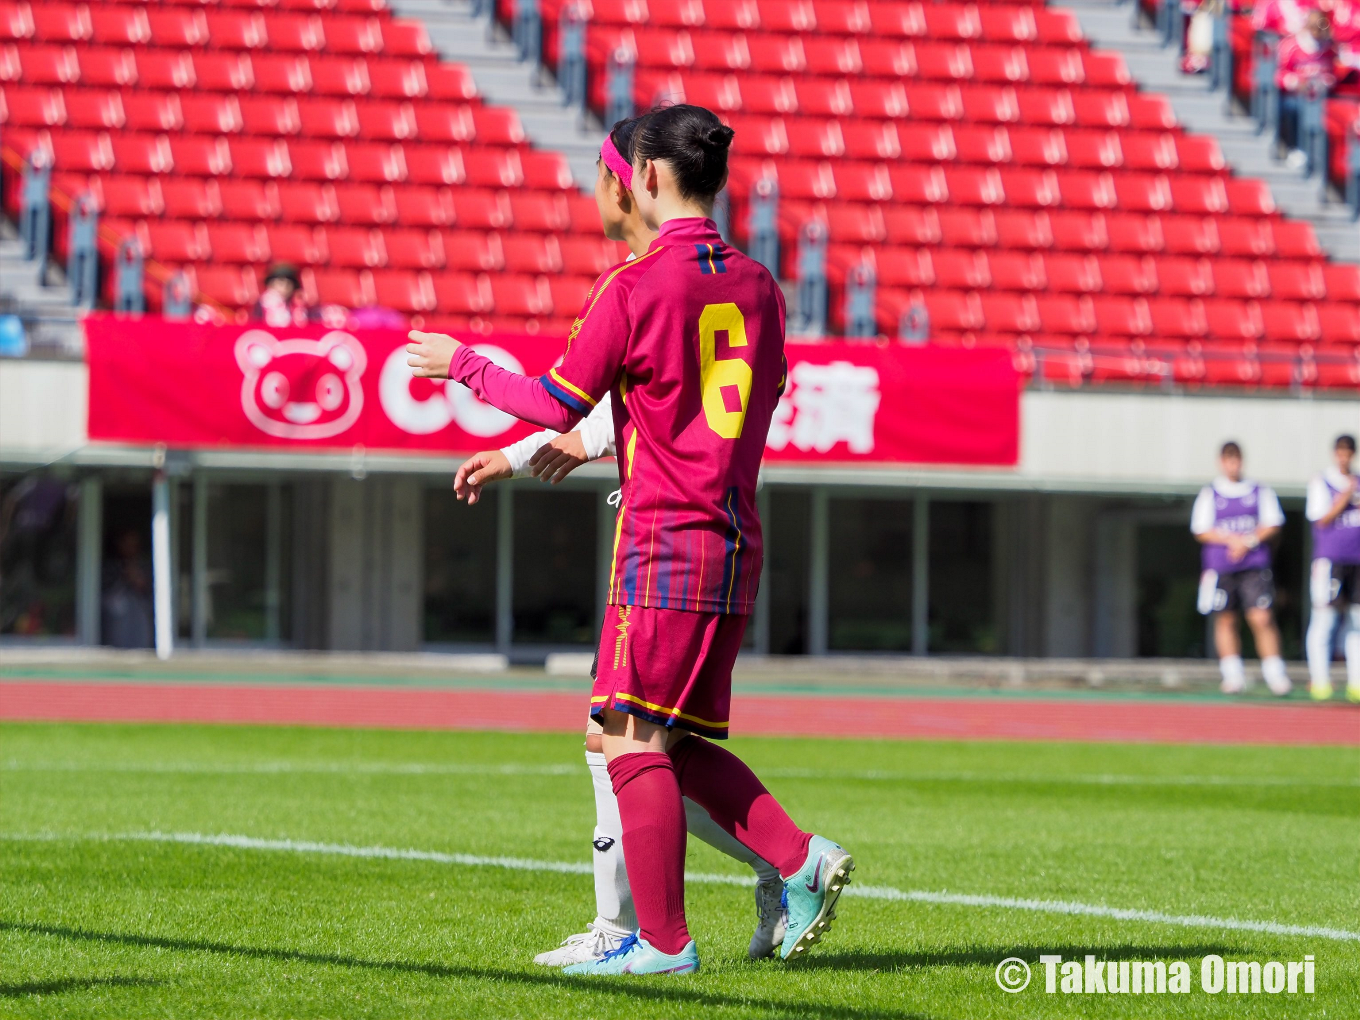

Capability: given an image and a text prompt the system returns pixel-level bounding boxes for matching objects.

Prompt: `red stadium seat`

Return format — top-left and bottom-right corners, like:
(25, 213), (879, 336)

(218, 178), (280, 220)
(193, 266), (261, 309)
(1092, 296), (1153, 336)
(508, 191), (570, 232)
(430, 270), (494, 313)
(90, 6), (150, 47)
(1064, 130), (1121, 170)
(463, 148), (523, 188)
(335, 182), (396, 224)
(1149, 298), (1207, 339)
(442, 230), (504, 272)
(254, 54), (313, 93)
(1271, 220), (1322, 259)
(1204, 299), (1263, 339)
(1268, 263), (1326, 302)
(1155, 256), (1214, 297)
(146, 8), (208, 49)
(10, 46), (78, 86)
(451, 188), (512, 230)
(1323, 264), (1360, 301)
(425, 63), (478, 102)
(142, 221), (210, 263)
(31, 4), (91, 44)
(285, 139), (346, 180)
(327, 225), (386, 267)
(110, 133), (172, 175)
(922, 290), (985, 331)
(560, 236), (625, 277)
(502, 233), (563, 274)
(266, 224), (329, 265)
(1036, 294), (1096, 334)
(980, 292), (1041, 333)
(310, 55), (371, 96)
(79, 47), (137, 87)
(371, 269), (436, 312)
(265, 13), (328, 52)
(276, 181), (340, 223)
(934, 249), (990, 289)
(309, 267), (374, 307)
(1098, 254), (1157, 295)
(392, 185), (454, 227)
(938, 207), (998, 247)
(206, 222), (270, 264)
(1225, 179), (1275, 216)
(2, 85), (66, 127)
(368, 59), (429, 99)
(988, 250), (1046, 290)
(158, 178), (221, 221)
(181, 93), (244, 134)
(203, 10), (268, 50)
(1045, 253), (1102, 293)
(1163, 216), (1221, 255)
(1212, 259), (1270, 299)
(380, 19), (432, 57)
(325, 16), (385, 55)
(995, 209), (1054, 250)
(1217, 219), (1273, 258)
(1261, 302), (1320, 343)
(189, 52), (253, 92)
(1320, 304), (1360, 344)
(123, 92), (184, 132)
(1048, 210), (1108, 251)
(93, 175), (163, 218)
(874, 247), (935, 288)
(240, 95), (302, 136)
(356, 100), (417, 141)
(298, 97), (359, 138)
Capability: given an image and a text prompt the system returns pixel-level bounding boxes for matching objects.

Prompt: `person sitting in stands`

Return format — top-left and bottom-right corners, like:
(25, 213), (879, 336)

(1276, 10), (1337, 169)
(252, 265), (317, 328)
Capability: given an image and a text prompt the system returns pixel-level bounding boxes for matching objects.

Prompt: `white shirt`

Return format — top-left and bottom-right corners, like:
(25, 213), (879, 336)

(1306, 468), (1356, 521)
(1190, 476), (1285, 535)
(501, 391), (616, 476)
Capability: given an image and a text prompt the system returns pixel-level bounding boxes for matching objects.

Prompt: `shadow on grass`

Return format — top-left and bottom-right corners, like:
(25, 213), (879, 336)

(1, 976), (161, 998)
(800, 943), (1237, 972)
(1, 921), (934, 1020)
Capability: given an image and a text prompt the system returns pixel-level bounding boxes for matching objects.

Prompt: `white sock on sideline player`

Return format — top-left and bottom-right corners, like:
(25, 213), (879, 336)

(1306, 605), (1337, 689)
(1219, 654), (1246, 693)
(1345, 606), (1360, 692)
(1260, 654), (1291, 696)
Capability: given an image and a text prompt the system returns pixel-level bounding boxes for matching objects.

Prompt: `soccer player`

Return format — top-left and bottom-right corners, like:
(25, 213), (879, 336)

(1305, 434), (1360, 702)
(408, 104), (853, 975)
(1191, 441), (1291, 696)
(452, 119), (789, 966)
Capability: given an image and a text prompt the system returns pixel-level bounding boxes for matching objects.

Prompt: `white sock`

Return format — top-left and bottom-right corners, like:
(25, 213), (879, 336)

(1220, 655), (1245, 690)
(683, 797), (782, 885)
(1261, 655), (1290, 694)
(1346, 607), (1360, 689)
(585, 750), (635, 935)
(1307, 606), (1337, 686)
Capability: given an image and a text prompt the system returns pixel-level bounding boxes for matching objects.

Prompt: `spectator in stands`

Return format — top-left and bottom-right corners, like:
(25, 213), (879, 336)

(1276, 9), (1337, 168)
(252, 265), (316, 328)
(1254, 0), (1314, 37)
(1191, 442), (1291, 696)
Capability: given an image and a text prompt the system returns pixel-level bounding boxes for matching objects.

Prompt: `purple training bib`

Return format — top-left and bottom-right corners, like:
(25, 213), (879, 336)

(1202, 483), (1272, 574)
(1313, 477), (1360, 565)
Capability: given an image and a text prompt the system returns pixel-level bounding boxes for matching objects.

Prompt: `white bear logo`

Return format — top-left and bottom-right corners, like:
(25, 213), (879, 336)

(235, 330), (367, 440)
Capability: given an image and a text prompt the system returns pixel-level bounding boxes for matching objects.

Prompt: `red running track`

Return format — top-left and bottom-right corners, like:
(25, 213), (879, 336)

(1, 681), (1357, 745)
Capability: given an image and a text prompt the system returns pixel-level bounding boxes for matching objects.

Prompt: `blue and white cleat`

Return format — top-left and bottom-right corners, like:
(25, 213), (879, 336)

(780, 835), (855, 961)
(561, 934), (699, 976)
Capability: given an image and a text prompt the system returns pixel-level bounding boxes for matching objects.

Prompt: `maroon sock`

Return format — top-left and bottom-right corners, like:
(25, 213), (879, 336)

(606, 751), (691, 956)
(668, 738), (813, 878)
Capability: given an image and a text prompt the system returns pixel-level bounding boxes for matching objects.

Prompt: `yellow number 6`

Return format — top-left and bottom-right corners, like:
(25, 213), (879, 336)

(699, 303), (752, 440)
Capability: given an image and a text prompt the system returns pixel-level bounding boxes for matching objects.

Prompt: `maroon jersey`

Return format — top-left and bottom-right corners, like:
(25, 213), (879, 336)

(542, 217), (786, 614)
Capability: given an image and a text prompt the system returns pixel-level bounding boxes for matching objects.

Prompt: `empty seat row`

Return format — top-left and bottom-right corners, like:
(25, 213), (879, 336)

(592, 30), (1124, 85)
(0, 4), (431, 57)
(881, 289), (1360, 343)
(562, 0), (1082, 44)
(731, 160), (1265, 213)
(0, 45), (477, 100)
(9, 131), (550, 184)
(2, 88), (534, 147)
(828, 248), (1358, 301)
(728, 119), (1224, 173)
(766, 203), (1317, 258)
(636, 74), (1176, 128)
(52, 174), (598, 231)
(99, 219), (627, 274)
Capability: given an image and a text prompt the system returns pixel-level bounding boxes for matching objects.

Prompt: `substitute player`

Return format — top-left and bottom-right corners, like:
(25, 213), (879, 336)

(408, 104), (853, 975)
(1191, 441), (1291, 696)
(1305, 434), (1360, 702)
(451, 118), (788, 967)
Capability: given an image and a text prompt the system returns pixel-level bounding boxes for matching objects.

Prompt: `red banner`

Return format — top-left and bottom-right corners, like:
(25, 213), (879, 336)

(85, 316), (1019, 466)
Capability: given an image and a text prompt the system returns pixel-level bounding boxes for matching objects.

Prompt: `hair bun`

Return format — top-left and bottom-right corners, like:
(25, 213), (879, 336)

(704, 124), (736, 150)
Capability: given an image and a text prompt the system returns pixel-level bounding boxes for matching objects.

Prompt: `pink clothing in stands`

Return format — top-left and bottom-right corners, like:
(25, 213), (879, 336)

(448, 344), (580, 433)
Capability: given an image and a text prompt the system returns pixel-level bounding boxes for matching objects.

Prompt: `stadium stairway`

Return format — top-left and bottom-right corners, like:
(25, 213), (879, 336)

(0, 218), (82, 355)
(387, 0), (603, 186)
(1067, 0), (1360, 263)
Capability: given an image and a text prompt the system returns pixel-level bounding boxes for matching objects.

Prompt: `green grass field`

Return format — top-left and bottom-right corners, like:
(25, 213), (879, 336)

(1, 722), (1356, 1018)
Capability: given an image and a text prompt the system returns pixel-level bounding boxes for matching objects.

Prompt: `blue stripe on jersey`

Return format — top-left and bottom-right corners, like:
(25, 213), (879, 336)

(695, 243), (728, 275)
(719, 486), (743, 614)
(540, 373), (594, 415)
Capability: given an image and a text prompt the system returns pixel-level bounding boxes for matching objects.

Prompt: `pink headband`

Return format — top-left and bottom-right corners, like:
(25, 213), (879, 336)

(601, 135), (633, 189)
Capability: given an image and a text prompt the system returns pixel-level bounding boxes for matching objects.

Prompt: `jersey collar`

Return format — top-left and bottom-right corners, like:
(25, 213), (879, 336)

(1212, 476), (1257, 498)
(651, 217), (722, 249)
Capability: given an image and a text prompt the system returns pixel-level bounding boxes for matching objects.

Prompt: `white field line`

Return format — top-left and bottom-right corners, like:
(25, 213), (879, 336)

(4, 830), (1358, 944)
(3, 761), (1356, 788)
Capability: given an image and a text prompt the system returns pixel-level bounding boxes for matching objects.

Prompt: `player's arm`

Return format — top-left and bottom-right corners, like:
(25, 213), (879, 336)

(1191, 488), (1251, 559)
(1254, 487), (1285, 543)
(406, 331), (582, 431)
(528, 393), (616, 484)
(1316, 476), (1356, 526)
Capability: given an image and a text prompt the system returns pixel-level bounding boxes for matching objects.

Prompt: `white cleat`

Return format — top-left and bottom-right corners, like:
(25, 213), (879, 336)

(748, 875), (788, 960)
(533, 922), (629, 967)
(1219, 675), (1246, 695)
(1264, 673), (1292, 698)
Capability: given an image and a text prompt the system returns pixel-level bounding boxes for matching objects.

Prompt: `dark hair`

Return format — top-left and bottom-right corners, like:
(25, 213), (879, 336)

(632, 104), (734, 200)
(265, 263), (301, 288)
(608, 117), (641, 166)
(1221, 441), (1242, 458)
(1337, 434), (1357, 452)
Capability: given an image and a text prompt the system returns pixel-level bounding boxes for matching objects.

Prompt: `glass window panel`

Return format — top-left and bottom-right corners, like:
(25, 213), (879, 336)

(767, 489), (809, 655)
(205, 483), (272, 641)
(929, 500), (996, 654)
(0, 472), (79, 637)
(829, 497), (914, 651)
(513, 489), (597, 645)
(424, 486), (497, 643)
(101, 485), (154, 648)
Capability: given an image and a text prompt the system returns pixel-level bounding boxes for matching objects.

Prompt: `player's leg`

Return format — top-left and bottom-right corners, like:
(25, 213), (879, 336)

(682, 798), (787, 959)
(533, 723), (635, 966)
(1307, 559), (1338, 700)
(667, 732), (854, 960)
(1246, 606), (1290, 696)
(1345, 596), (1360, 703)
(1213, 608), (1246, 693)
(564, 709), (698, 975)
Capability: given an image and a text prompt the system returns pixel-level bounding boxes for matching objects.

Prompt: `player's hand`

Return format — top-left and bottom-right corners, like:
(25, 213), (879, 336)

(528, 432), (589, 484)
(1225, 535), (1248, 562)
(407, 330), (461, 379)
(454, 450), (511, 505)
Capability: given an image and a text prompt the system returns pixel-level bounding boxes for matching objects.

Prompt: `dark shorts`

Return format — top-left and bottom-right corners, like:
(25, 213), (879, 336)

(1311, 558), (1360, 608)
(589, 604), (748, 739)
(1198, 567), (1275, 615)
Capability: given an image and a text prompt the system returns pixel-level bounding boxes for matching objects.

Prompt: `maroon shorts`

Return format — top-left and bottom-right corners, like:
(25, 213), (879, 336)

(589, 604), (748, 739)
